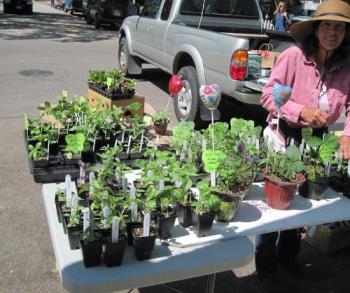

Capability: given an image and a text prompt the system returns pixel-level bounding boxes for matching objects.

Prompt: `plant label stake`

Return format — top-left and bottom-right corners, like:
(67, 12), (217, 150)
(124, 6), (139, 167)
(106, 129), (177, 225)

(299, 139), (305, 156)
(272, 84), (292, 139)
(337, 153), (342, 172)
(127, 135), (132, 154)
(71, 195), (79, 209)
(147, 170), (153, 178)
(103, 206), (110, 229)
(255, 138), (260, 150)
(92, 135), (97, 152)
(115, 170), (120, 182)
(211, 172), (216, 187)
(347, 160), (350, 178)
(139, 130), (144, 153)
(202, 139), (207, 152)
(122, 177), (128, 190)
(83, 208), (90, 232)
(159, 180), (165, 190)
(89, 172), (95, 195)
(65, 175), (72, 206)
(114, 138), (118, 148)
(111, 217), (120, 243)
(202, 150), (226, 187)
(143, 213), (150, 237)
(121, 131), (125, 144)
(47, 140), (50, 160)
(325, 162), (331, 177)
(24, 114), (29, 139)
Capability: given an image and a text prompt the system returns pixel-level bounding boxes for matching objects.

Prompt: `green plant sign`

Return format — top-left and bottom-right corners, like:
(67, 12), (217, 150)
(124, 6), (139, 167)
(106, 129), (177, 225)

(172, 125), (191, 143)
(126, 102), (141, 111)
(202, 150), (226, 172)
(65, 133), (85, 152)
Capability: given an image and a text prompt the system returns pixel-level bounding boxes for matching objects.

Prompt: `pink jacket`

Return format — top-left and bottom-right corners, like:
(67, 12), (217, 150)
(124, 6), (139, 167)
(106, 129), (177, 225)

(261, 46), (350, 136)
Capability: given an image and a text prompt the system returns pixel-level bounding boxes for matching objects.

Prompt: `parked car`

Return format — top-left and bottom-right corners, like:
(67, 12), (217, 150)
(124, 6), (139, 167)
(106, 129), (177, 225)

(3, 0), (33, 14)
(85, 0), (129, 29)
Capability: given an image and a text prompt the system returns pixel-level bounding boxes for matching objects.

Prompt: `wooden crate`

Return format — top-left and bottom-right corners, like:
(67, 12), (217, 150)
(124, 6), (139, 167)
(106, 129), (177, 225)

(88, 89), (145, 116)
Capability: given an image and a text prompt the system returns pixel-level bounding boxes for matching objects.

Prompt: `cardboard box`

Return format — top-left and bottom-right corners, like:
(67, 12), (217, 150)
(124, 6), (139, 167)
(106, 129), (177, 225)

(304, 222), (350, 255)
(88, 89), (144, 116)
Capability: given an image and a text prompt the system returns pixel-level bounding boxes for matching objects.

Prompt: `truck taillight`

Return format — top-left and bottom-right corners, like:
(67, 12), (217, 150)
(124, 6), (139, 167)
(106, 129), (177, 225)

(230, 50), (248, 81)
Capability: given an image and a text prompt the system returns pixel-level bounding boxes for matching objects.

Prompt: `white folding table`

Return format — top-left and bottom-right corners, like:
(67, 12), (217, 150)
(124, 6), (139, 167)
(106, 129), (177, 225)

(42, 183), (254, 293)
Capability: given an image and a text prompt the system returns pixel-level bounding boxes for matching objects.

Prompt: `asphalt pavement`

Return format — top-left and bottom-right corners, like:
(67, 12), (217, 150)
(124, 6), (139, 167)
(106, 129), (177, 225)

(0, 1), (350, 293)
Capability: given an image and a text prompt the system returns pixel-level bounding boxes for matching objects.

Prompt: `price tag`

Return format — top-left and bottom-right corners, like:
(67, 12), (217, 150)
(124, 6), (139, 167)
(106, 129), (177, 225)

(106, 77), (113, 88)
(103, 206), (110, 229)
(83, 208), (90, 232)
(111, 217), (120, 243)
(65, 133), (85, 152)
(202, 150), (226, 173)
(143, 213), (150, 237)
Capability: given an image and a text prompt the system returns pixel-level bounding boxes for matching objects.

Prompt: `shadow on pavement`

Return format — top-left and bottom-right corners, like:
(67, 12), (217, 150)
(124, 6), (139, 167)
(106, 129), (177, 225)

(0, 10), (117, 42)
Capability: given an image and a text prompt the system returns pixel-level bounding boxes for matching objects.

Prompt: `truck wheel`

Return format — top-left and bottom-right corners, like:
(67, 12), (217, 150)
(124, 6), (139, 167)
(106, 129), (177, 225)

(118, 37), (129, 74)
(174, 66), (203, 127)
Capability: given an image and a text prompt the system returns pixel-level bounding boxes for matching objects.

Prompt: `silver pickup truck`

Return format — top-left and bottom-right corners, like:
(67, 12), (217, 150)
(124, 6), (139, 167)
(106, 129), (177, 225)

(118, 0), (276, 126)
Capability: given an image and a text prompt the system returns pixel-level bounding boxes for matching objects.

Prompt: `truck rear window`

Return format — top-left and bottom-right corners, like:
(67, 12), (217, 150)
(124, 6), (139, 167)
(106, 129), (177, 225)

(180, 0), (259, 19)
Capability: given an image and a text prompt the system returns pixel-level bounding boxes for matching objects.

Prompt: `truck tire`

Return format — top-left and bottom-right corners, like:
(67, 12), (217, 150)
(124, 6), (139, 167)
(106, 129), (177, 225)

(118, 37), (129, 75)
(174, 66), (203, 127)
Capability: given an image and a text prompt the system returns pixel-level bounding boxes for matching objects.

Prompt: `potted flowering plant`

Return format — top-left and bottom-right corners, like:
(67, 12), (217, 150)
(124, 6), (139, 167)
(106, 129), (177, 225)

(260, 145), (305, 210)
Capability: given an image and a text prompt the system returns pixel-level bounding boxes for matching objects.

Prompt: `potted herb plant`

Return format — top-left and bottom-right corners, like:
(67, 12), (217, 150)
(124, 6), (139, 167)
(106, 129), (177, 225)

(298, 129), (338, 200)
(153, 111), (170, 135)
(260, 145), (305, 210)
(191, 180), (220, 237)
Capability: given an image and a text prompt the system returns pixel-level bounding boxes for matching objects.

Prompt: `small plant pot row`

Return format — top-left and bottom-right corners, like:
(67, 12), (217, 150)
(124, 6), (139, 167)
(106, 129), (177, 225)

(88, 83), (135, 100)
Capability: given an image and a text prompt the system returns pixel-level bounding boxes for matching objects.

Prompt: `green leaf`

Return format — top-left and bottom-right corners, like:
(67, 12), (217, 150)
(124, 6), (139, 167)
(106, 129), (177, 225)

(230, 118), (245, 134)
(302, 128), (313, 141)
(319, 144), (334, 163)
(307, 136), (322, 148)
(286, 145), (301, 161)
(178, 121), (195, 130)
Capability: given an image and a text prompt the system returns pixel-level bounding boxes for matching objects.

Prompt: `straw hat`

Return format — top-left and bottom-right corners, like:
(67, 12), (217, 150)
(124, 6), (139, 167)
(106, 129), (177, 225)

(290, 0), (350, 41)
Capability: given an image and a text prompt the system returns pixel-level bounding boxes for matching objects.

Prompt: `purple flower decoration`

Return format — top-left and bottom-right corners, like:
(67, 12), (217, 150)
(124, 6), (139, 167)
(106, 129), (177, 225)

(272, 84), (292, 108)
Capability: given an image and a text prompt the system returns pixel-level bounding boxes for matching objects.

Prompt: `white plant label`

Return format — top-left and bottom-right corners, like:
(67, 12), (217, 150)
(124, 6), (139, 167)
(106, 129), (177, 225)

(71, 196), (79, 208)
(143, 213), (150, 237)
(131, 203), (137, 222)
(347, 160), (350, 177)
(65, 175), (71, 193)
(155, 135), (159, 145)
(111, 217), (120, 243)
(325, 162), (331, 177)
(121, 131), (125, 143)
(147, 170), (153, 178)
(159, 180), (165, 190)
(337, 154), (342, 172)
(80, 163), (85, 179)
(103, 206), (110, 229)
(92, 136), (96, 152)
(202, 139), (207, 152)
(114, 138), (118, 147)
(83, 208), (90, 232)
(65, 175), (72, 206)
(255, 138), (260, 150)
(115, 170), (120, 182)
(130, 185), (136, 199)
(299, 139), (305, 155)
(89, 172), (95, 194)
(289, 138), (294, 146)
(139, 130), (144, 152)
(272, 118), (278, 125)
(122, 177), (128, 190)
(188, 148), (193, 160)
(211, 172), (216, 187)
(127, 135), (132, 154)
(175, 180), (182, 188)
(47, 141), (50, 160)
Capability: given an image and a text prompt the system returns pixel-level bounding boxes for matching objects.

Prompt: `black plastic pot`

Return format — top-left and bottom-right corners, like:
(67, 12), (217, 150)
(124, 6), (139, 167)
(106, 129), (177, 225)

(214, 191), (241, 222)
(81, 239), (103, 268)
(129, 151), (144, 160)
(329, 170), (344, 193)
(156, 212), (177, 240)
(64, 157), (81, 166)
(132, 226), (156, 261)
(176, 202), (193, 227)
(298, 176), (329, 200)
(66, 223), (82, 250)
(32, 159), (49, 168)
(103, 235), (127, 267)
(191, 211), (215, 237)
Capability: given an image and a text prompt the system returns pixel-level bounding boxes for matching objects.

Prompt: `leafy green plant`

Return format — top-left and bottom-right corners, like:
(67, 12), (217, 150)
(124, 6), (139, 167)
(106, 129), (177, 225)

(193, 180), (220, 215)
(153, 111), (170, 124)
(28, 142), (48, 160)
(260, 145), (304, 182)
(302, 128), (339, 181)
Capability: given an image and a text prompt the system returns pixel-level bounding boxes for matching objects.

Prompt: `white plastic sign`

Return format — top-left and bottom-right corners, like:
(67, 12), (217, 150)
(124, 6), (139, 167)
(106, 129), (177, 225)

(103, 206), (110, 229)
(83, 208), (90, 232)
(111, 217), (120, 243)
(143, 213), (150, 237)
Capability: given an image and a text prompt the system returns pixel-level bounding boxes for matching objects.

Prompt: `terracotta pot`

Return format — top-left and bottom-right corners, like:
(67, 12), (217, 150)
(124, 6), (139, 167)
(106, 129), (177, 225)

(264, 174), (305, 210)
(153, 121), (168, 135)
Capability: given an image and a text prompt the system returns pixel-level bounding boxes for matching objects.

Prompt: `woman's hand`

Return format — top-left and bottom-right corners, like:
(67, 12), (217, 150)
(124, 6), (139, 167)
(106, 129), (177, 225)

(339, 136), (350, 160)
(299, 107), (329, 128)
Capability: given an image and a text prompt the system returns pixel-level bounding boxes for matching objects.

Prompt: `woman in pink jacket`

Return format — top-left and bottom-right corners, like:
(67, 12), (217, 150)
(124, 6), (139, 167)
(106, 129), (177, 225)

(257, 0), (350, 278)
